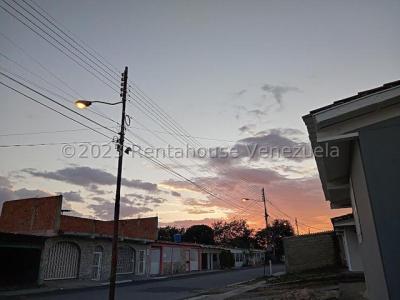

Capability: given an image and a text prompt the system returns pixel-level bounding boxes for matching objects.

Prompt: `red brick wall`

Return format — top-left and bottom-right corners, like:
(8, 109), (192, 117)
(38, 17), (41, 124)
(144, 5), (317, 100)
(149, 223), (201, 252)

(118, 218), (158, 240)
(60, 216), (158, 240)
(59, 215), (95, 234)
(0, 196), (62, 235)
(0, 195), (158, 240)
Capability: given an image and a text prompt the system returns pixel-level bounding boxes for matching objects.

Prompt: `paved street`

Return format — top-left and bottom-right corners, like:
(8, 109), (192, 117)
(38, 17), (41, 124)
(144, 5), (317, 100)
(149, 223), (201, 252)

(23, 265), (284, 300)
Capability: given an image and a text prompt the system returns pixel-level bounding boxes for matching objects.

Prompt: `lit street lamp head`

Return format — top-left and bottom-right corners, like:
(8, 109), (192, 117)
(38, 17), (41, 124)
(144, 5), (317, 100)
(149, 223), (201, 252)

(75, 100), (92, 109)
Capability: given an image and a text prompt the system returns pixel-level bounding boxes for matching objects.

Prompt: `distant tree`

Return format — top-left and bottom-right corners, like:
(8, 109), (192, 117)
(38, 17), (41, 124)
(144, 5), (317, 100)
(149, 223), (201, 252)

(255, 219), (295, 259)
(212, 219), (255, 248)
(158, 226), (185, 241)
(183, 225), (215, 244)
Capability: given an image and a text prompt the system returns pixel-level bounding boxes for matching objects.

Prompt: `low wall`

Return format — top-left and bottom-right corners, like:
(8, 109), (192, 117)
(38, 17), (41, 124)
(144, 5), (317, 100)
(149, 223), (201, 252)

(283, 231), (338, 273)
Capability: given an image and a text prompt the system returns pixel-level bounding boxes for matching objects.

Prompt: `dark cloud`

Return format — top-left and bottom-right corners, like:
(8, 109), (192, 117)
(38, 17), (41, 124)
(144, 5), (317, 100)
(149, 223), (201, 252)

(24, 166), (161, 193)
(206, 128), (311, 167)
(61, 191), (83, 203)
(170, 191), (181, 197)
(92, 196), (107, 202)
(0, 177), (52, 212)
(125, 193), (167, 205)
(261, 83), (300, 105)
(247, 108), (269, 118)
(235, 89), (247, 96)
(87, 184), (108, 195)
(88, 199), (153, 220)
(233, 130), (311, 162)
(238, 124), (255, 133)
(12, 188), (51, 199)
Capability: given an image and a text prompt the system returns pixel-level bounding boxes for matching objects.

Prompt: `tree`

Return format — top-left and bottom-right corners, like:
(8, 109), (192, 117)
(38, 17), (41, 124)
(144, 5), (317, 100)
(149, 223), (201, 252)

(183, 225), (214, 244)
(212, 219), (255, 248)
(158, 226), (185, 241)
(254, 219), (294, 259)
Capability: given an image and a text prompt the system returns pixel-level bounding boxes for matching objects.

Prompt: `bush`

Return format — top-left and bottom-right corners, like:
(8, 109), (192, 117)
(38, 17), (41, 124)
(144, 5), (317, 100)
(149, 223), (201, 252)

(219, 250), (235, 269)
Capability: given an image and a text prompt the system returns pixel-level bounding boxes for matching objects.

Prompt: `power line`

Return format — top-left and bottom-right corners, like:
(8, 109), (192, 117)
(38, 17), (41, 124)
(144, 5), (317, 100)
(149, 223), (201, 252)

(14, 0), (206, 150)
(25, 0), (120, 81)
(0, 140), (106, 148)
(1, 0), (262, 212)
(0, 71), (119, 136)
(0, 78), (252, 215)
(0, 80), (114, 140)
(0, 1), (119, 92)
(13, 0), (118, 82)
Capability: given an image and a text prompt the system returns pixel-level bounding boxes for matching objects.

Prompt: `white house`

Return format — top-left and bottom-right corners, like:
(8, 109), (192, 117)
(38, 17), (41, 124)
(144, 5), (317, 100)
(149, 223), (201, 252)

(303, 80), (400, 300)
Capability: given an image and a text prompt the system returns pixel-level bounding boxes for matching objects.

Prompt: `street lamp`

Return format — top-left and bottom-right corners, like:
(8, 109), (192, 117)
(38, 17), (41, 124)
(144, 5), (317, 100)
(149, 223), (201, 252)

(241, 188), (269, 276)
(75, 67), (128, 300)
(75, 99), (123, 109)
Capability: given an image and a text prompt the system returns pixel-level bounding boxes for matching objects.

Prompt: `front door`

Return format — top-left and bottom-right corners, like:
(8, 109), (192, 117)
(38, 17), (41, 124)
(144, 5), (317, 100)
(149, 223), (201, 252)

(91, 252), (102, 280)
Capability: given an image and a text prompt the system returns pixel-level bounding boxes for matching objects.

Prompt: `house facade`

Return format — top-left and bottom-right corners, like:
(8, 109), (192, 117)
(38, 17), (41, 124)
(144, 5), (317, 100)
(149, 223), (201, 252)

(0, 195), (158, 286)
(331, 214), (363, 272)
(0, 195), (270, 288)
(149, 241), (202, 276)
(303, 80), (400, 300)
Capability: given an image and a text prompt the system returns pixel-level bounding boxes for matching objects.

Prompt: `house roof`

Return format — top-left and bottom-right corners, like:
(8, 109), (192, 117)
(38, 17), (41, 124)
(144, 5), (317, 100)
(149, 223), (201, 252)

(309, 79), (400, 114)
(331, 213), (354, 223)
(331, 213), (355, 227)
(303, 80), (400, 209)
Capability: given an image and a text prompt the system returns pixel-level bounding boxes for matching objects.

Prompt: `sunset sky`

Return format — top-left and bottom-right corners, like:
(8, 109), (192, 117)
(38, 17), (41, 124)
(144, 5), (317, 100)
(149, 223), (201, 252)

(0, 0), (399, 233)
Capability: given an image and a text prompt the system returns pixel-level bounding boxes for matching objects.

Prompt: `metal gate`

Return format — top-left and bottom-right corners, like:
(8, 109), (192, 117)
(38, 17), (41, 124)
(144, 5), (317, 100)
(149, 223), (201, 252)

(44, 242), (80, 280)
(150, 248), (160, 275)
(117, 246), (135, 274)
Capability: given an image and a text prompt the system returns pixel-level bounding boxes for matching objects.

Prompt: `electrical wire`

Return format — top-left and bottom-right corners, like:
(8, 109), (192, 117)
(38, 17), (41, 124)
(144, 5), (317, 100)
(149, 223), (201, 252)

(0, 140), (106, 148)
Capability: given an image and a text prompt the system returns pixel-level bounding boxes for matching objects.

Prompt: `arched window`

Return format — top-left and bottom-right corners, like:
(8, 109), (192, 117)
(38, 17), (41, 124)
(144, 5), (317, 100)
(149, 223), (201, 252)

(44, 241), (80, 280)
(117, 245), (135, 274)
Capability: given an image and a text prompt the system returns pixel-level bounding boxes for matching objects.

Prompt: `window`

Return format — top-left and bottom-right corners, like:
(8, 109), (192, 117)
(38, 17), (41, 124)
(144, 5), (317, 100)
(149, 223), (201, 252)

(91, 245), (103, 280)
(117, 246), (135, 274)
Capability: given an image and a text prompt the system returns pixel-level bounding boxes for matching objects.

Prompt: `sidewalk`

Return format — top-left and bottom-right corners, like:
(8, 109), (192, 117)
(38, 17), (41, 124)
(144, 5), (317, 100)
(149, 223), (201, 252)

(188, 268), (366, 300)
(0, 267), (235, 298)
(186, 270), (285, 300)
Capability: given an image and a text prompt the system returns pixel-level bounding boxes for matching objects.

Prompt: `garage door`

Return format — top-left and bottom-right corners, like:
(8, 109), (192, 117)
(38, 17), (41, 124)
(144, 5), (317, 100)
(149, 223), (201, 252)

(150, 248), (160, 275)
(117, 246), (135, 274)
(44, 242), (80, 280)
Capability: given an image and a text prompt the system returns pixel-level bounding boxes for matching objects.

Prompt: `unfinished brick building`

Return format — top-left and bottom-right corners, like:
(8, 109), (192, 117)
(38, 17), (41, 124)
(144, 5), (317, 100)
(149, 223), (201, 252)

(0, 195), (158, 286)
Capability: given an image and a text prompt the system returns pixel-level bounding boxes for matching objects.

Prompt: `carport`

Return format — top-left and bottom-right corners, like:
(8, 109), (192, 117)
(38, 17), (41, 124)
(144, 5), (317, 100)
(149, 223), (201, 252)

(0, 232), (45, 288)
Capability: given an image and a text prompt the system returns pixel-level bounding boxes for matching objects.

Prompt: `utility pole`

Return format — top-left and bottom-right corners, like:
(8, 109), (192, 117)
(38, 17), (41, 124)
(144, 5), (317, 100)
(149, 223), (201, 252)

(261, 187), (269, 276)
(109, 66), (128, 300)
(295, 218), (299, 235)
